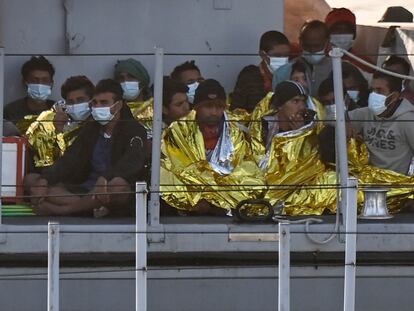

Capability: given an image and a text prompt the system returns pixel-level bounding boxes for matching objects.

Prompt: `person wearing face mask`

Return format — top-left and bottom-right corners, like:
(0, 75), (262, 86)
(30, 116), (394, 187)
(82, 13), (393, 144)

(382, 55), (414, 104)
(170, 60), (204, 105)
(347, 72), (414, 175)
(161, 79), (264, 215)
(255, 31), (291, 93)
(4, 56), (55, 132)
(114, 58), (153, 137)
(325, 8), (374, 74)
(24, 75), (94, 172)
(27, 79), (147, 216)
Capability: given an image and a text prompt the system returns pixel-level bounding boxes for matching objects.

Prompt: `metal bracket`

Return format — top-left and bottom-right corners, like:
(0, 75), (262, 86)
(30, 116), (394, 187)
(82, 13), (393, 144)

(147, 225), (165, 243)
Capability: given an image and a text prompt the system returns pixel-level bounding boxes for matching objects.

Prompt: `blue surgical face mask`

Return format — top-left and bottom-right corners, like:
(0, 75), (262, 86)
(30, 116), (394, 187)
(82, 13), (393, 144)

(368, 92), (391, 116)
(91, 103), (117, 125)
(302, 49), (326, 65)
(187, 82), (199, 104)
(27, 84), (52, 101)
(121, 81), (140, 101)
(330, 34), (354, 51)
(347, 90), (360, 102)
(66, 102), (91, 121)
(267, 56), (289, 73)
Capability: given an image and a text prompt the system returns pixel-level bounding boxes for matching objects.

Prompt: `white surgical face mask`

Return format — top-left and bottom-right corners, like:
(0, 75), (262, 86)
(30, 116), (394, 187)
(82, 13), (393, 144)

(66, 102), (91, 121)
(347, 90), (360, 102)
(187, 82), (199, 104)
(368, 92), (389, 116)
(267, 57), (289, 73)
(303, 49), (326, 65)
(121, 81), (140, 101)
(27, 84), (52, 101)
(325, 104), (336, 120)
(91, 103), (117, 125)
(330, 34), (354, 51)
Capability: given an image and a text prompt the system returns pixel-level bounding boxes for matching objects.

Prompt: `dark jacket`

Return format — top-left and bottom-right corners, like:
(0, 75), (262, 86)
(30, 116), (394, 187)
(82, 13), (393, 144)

(42, 105), (147, 185)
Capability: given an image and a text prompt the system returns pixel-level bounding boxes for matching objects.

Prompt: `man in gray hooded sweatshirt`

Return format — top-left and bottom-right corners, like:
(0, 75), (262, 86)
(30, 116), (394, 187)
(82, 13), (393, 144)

(348, 71), (414, 175)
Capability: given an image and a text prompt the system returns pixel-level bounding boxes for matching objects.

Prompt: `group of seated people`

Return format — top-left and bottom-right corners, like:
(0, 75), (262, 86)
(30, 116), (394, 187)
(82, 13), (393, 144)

(4, 7), (414, 217)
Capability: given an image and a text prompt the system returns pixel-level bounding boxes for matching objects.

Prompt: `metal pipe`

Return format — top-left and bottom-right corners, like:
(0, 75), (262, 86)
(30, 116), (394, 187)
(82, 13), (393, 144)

(343, 177), (358, 311)
(47, 222), (60, 311)
(278, 222), (290, 311)
(149, 47), (163, 226)
(0, 47), (4, 225)
(330, 48), (349, 218)
(136, 182), (148, 311)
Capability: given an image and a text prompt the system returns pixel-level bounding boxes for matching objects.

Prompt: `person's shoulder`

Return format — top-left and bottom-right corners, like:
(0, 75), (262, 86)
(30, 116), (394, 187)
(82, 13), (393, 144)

(5, 97), (26, 110)
(348, 107), (371, 120)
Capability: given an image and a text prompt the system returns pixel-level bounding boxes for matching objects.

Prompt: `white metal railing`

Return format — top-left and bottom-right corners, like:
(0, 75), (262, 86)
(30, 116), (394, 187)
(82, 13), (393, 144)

(0, 46), (4, 225)
(47, 222), (60, 311)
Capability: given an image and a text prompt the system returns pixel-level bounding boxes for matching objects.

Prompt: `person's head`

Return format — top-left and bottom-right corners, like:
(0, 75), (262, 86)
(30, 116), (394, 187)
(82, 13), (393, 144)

(271, 81), (307, 130)
(21, 56), (55, 102)
(368, 72), (402, 116)
(162, 77), (190, 125)
(91, 79), (124, 126)
(300, 20), (329, 64)
(290, 61), (308, 90)
(317, 78), (336, 109)
(170, 60), (204, 103)
(61, 76), (95, 121)
(259, 31), (291, 72)
(114, 58), (151, 101)
(230, 65), (266, 113)
(341, 62), (369, 104)
(382, 55), (411, 75)
(193, 79), (226, 126)
(325, 8), (357, 50)
(382, 56), (412, 91)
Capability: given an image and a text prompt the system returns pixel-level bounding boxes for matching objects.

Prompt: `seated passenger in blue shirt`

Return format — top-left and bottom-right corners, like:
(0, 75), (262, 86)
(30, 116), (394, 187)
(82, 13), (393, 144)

(26, 79), (147, 216)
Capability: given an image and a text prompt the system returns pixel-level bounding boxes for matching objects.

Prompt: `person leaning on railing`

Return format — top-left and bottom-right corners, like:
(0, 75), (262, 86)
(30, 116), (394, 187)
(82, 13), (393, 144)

(25, 79), (147, 216)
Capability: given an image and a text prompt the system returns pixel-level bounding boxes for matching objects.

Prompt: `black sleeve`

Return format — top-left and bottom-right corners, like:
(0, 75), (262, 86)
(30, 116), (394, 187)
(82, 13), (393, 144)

(41, 130), (90, 185)
(104, 124), (147, 183)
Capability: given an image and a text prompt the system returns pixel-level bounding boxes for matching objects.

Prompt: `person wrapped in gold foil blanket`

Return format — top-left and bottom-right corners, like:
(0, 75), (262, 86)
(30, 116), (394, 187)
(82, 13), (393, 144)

(26, 76), (95, 168)
(161, 79), (265, 214)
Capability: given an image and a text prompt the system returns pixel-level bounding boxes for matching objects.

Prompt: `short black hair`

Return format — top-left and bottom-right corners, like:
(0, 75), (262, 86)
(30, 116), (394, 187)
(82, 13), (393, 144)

(61, 75), (95, 100)
(341, 62), (369, 102)
(163, 76), (188, 108)
(382, 55), (411, 76)
(372, 71), (403, 93)
(170, 60), (200, 81)
(300, 20), (329, 41)
(21, 56), (55, 80)
(318, 77), (334, 98)
(259, 31), (290, 53)
(291, 60), (307, 75)
(94, 79), (123, 101)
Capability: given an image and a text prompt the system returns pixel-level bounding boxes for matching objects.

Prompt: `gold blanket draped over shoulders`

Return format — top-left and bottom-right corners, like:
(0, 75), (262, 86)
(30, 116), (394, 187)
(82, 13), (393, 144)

(25, 110), (81, 167)
(127, 98), (154, 137)
(160, 110), (265, 212)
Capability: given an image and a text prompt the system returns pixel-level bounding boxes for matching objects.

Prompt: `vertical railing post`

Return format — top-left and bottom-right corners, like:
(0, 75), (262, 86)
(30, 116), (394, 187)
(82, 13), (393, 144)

(136, 182), (148, 311)
(0, 47), (4, 224)
(149, 47), (163, 226)
(278, 222), (290, 311)
(344, 177), (358, 311)
(330, 47), (349, 222)
(47, 222), (60, 311)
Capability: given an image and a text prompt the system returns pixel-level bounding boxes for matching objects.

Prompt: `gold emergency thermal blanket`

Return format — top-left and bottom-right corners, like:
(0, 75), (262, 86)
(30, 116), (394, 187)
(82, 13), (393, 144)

(127, 98), (154, 137)
(160, 110), (264, 211)
(25, 110), (81, 167)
